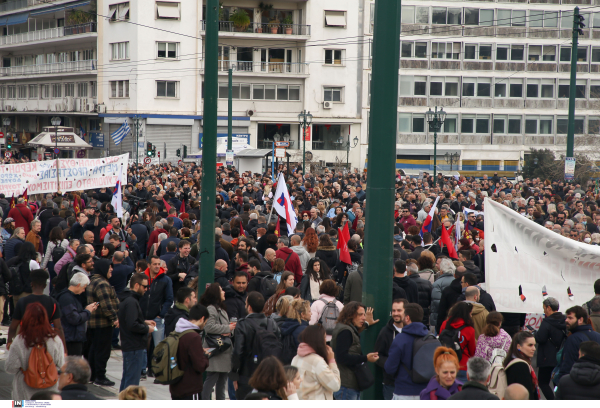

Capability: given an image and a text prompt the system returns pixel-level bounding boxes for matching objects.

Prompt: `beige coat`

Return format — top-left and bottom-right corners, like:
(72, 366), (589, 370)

(470, 301), (489, 339)
(291, 352), (341, 400)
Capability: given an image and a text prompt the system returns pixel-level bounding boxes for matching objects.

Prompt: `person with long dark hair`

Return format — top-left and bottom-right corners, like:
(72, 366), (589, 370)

(474, 311), (512, 362)
(315, 235), (338, 271)
(291, 324), (341, 399)
(100, 243), (115, 259)
(439, 302), (476, 383)
(5, 302), (65, 399)
(199, 283), (235, 400)
(7, 241), (41, 301)
(248, 356), (298, 400)
(301, 258), (331, 302)
(263, 271), (295, 317)
(41, 227), (68, 281)
(503, 331), (540, 400)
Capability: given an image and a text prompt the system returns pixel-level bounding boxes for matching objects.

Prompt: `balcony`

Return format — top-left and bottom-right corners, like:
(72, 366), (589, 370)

(201, 20), (310, 37)
(0, 59), (96, 78)
(0, 0), (60, 13)
(214, 60), (308, 75)
(0, 22), (96, 47)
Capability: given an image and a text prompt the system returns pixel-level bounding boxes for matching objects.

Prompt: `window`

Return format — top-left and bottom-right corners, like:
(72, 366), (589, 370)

(399, 75), (426, 96)
(495, 83), (506, 98)
(157, 80), (178, 98)
(496, 45), (524, 61)
(110, 80), (129, 98)
(0, 87), (5, 100)
(91, 81), (97, 97)
(497, 9), (526, 27)
(401, 41), (427, 58)
(109, 2), (130, 21)
(465, 44), (492, 60)
(558, 79), (585, 98)
(461, 114), (490, 133)
(77, 82), (88, 97)
(441, 115), (458, 133)
(64, 83), (75, 97)
(592, 47), (600, 62)
(401, 6), (415, 23)
(401, 6), (429, 24)
(525, 116), (553, 134)
(561, 11), (573, 28)
(7, 85), (16, 99)
(28, 84), (38, 99)
(156, 1), (180, 19)
(370, 2), (374, 33)
(40, 84), (50, 99)
(529, 10), (559, 27)
(52, 83), (61, 98)
(577, 47), (587, 62)
(157, 42), (178, 59)
(431, 7), (461, 25)
(526, 79), (554, 98)
(463, 78), (491, 97)
(431, 42), (460, 59)
(324, 86), (343, 102)
(591, 80), (600, 98)
(465, 9), (493, 26)
(324, 10), (347, 27)
(17, 85), (27, 99)
(429, 77), (459, 96)
(557, 116), (584, 134)
(325, 49), (343, 65)
(529, 45), (556, 62)
(508, 116), (522, 134)
(509, 79), (523, 97)
(111, 42), (129, 60)
(398, 113), (425, 133)
(589, 117), (600, 134)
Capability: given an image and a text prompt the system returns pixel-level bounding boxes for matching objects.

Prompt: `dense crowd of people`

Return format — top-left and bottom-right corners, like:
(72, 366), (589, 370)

(1, 163), (600, 400)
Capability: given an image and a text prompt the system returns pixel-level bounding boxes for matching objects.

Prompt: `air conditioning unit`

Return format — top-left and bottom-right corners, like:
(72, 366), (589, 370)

(323, 101), (332, 109)
(73, 97), (81, 112)
(65, 96), (74, 111)
(246, 109), (254, 116)
(319, 160), (326, 167)
(56, 104), (62, 111)
(4, 105), (12, 111)
(87, 98), (95, 112)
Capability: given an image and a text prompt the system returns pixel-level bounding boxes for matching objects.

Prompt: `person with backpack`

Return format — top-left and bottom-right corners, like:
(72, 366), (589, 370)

(503, 331), (540, 400)
(278, 298), (311, 365)
(474, 311), (512, 363)
(6, 241), (41, 303)
(309, 279), (344, 342)
(164, 287), (197, 337)
(275, 236), (303, 285)
(384, 303), (437, 399)
(291, 324), (341, 400)
(263, 271), (295, 317)
(419, 347), (463, 400)
(555, 341), (600, 400)
(5, 302), (65, 400)
(582, 279), (600, 317)
(41, 227), (68, 283)
(168, 304), (210, 400)
(375, 298), (407, 399)
(448, 357), (499, 400)
(231, 291), (282, 400)
(247, 261), (277, 299)
(199, 283), (236, 400)
(300, 257), (332, 303)
(438, 301), (476, 383)
(331, 301), (380, 400)
(534, 296), (567, 400)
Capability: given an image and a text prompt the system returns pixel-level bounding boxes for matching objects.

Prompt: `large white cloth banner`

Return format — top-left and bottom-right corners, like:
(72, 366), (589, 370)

(0, 154), (129, 196)
(485, 198), (598, 313)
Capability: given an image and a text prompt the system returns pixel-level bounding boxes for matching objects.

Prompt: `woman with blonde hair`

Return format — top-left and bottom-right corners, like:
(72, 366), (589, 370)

(419, 347), (463, 400)
(119, 385), (147, 400)
(278, 298), (311, 364)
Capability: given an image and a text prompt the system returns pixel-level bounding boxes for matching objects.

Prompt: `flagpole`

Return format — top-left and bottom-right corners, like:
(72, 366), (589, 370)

(56, 157), (60, 194)
(266, 171), (280, 225)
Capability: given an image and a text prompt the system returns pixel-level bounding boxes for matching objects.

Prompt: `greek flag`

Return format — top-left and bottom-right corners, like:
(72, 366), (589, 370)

(111, 120), (130, 146)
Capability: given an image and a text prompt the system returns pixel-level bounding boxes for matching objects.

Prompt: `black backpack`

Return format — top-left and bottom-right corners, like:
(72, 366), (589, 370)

(280, 332), (298, 365)
(438, 324), (467, 361)
(402, 334), (441, 384)
(257, 274), (277, 299)
(8, 263), (24, 296)
(250, 319), (282, 370)
(51, 244), (66, 264)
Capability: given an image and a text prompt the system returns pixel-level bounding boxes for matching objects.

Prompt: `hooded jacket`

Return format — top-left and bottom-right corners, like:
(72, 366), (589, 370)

(440, 318), (476, 371)
(393, 276), (419, 304)
(212, 240), (230, 264)
(430, 272), (454, 327)
(140, 267), (174, 319)
(3, 236), (24, 264)
(436, 278), (463, 333)
(169, 318), (209, 399)
(469, 302), (489, 339)
(291, 245), (311, 273)
(278, 317), (309, 351)
(291, 343), (341, 400)
(164, 302), (189, 337)
(86, 259), (119, 328)
(375, 318), (403, 386)
(276, 247), (303, 284)
(8, 203), (34, 234)
(555, 356), (600, 400)
(408, 273), (432, 324)
(384, 321), (431, 396)
(117, 288), (148, 352)
(56, 288), (91, 342)
(556, 324), (600, 383)
(462, 260), (481, 282)
(535, 312), (567, 368)
(223, 287), (248, 320)
(315, 246), (338, 270)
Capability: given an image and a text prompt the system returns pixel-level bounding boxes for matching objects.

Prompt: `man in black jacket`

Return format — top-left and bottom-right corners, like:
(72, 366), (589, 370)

(459, 251), (481, 283)
(392, 260), (418, 304)
(224, 272), (248, 320)
(212, 259), (231, 290)
(129, 215), (149, 258)
(555, 341), (600, 400)
(164, 287), (197, 336)
(406, 261), (432, 326)
(375, 299), (407, 400)
(166, 240), (195, 295)
(436, 267), (466, 333)
(457, 272), (496, 312)
(118, 273), (154, 391)
(59, 357), (102, 400)
(448, 357), (499, 400)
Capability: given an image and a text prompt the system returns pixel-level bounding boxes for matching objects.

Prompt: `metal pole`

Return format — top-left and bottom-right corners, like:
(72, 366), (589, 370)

(227, 68), (232, 169)
(302, 112), (306, 174)
(55, 126), (60, 192)
(272, 141), (275, 181)
(198, 0), (219, 296)
(433, 107), (438, 184)
(135, 116), (139, 168)
(361, 0), (401, 400)
(567, 6), (579, 159)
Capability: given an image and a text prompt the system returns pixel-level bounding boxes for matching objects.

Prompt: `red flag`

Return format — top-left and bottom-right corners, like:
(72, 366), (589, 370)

(238, 218), (245, 237)
(9, 193), (15, 209)
(73, 193), (81, 215)
(22, 188), (28, 203)
(341, 223), (351, 243)
(473, 227), (485, 240)
(274, 218), (281, 237)
(179, 199), (186, 214)
(163, 198), (172, 212)
(337, 226), (351, 264)
(441, 225), (458, 259)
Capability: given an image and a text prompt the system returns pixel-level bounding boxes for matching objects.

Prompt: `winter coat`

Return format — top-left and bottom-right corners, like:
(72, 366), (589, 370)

(41, 239), (68, 270)
(213, 240), (230, 264)
(86, 260), (119, 328)
(117, 289), (148, 352)
(213, 268), (231, 291)
(109, 258), (135, 294)
(384, 321), (431, 396)
(291, 245), (311, 273)
(430, 272), (454, 327)
(56, 288), (91, 342)
(0, 258), (11, 297)
(408, 273), (432, 325)
(375, 318), (402, 386)
(166, 254), (195, 295)
(8, 203), (34, 235)
(474, 329), (512, 361)
(54, 246), (76, 278)
(331, 322), (366, 391)
(462, 260), (481, 282)
(315, 246), (338, 270)
(276, 247), (303, 285)
(5, 335), (65, 400)
(169, 319), (209, 399)
(140, 267), (174, 319)
(291, 343), (341, 400)
(469, 302), (489, 339)
(223, 288), (247, 320)
(447, 381), (499, 400)
(440, 318), (476, 371)
(343, 268), (362, 305)
(436, 278), (463, 333)
(556, 324), (600, 383)
(278, 317), (308, 352)
(60, 384), (102, 400)
(3, 236), (24, 264)
(202, 305), (233, 373)
(393, 276), (419, 304)
(147, 228), (168, 255)
(164, 302), (189, 336)
(555, 356), (600, 400)
(420, 376), (462, 400)
(309, 295), (343, 341)
(130, 221), (149, 255)
(534, 312), (567, 368)
(505, 359), (539, 400)
(457, 287), (496, 312)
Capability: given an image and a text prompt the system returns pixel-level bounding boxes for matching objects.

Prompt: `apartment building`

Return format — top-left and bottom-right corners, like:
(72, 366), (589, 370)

(0, 0), (99, 158)
(362, 0), (600, 177)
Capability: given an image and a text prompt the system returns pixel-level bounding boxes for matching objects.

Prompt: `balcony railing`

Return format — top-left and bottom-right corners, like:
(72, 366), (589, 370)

(0, 0), (60, 13)
(0, 59), (96, 77)
(0, 23), (96, 46)
(201, 20), (311, 36)
(217, 60), (308, 74)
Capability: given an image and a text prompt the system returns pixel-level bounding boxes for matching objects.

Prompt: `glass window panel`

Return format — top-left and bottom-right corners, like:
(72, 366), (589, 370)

(512, 10), (526, 26)
(497, 47), (508, 61)
(398, 114), (411, 132)
(540, 118), (552, 134)
(240, 84), (251, 99)
(253, 84), (264, 99)
(577, 47), (587, 62)
(478, 82), (491, 97)
(231, 84), (239, 99)
(561, 12), (573, 28)
(289, 86), (300, 100)
(413, 117), (425, 133)
(575, 118), (584, 134)
(448, 9), (461, 24)
(494, 117), (506, 133)
(158, 43), (166, 58)
(576, 85), (585, 98)
(465, 45), (476, 60)
(401, 43), (412, 58)
(430, 81), (443, 96)
(414, 80), (426, 96)
(480, 10), (493, 26)
(265, 84), (276, 99)
(529, 11), (544, 27)
(462, 118), (474, 133)
(277, 85), (289, 100)
(445, 81), (458, 96)
(527, 84), (539, 98)
(480, 45), (492, 60)
(560, 47), (571, 62)
(545, 11), (558, 27)
(157, 81), (166, 97)
(325, 50), (333, 64)
(591, 85), (600, 98)
(529, 45), (541, 61)
(443, 116), (457, 133)
(400, 76), (412, 96)
(589, 118), (600, 134)
(415, 42), (427, 58)
(593, 48), (600, 62)
(508, 118), (521, 133)
(511, 45), (524, 61)
(543, 46), (556, 61)
(476, 118), (489, 133)
(557, 118), (568, 133)
(464, 9), (479, 25)
(432, 7), (447, 24)
(416, 7), (429, 24)
(525, 119), (538, 134)
(402, 6), (415, 24)
(558, 85), (569, 98)
(541, 84), (553, 98)
(463, 82), (475, 97)
(510, 84), (523, 97)
(495, 83), (507, 97)
(498, 10), (511, 26)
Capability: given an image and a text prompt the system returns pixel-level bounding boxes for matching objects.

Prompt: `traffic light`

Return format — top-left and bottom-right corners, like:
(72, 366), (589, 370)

(152, 146), (157, 157)
(147, 142), (153, 156)
(6, 138), (11, 150)
(183, 145), (187, 158)
(176, 148), (181, 157)
(576, 13), (585, 35)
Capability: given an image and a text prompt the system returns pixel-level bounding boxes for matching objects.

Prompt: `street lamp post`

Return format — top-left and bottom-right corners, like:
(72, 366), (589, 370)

(51, 116), (61, 192)
(444, 152), (459, 171)
(298, 110), (313, 175)
(338, 134), (359, 169)
(2, 117), (10, 160)
(425, 106), (446, 184)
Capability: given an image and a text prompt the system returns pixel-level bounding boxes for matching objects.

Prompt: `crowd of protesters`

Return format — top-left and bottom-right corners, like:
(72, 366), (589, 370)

(1, 162), (600, 400)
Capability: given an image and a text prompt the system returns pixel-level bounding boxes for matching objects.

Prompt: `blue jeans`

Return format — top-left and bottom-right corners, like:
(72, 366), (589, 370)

(334, 386), (360, 400)
(457, 370), (468, 383)
(228, 379), (237, 400)
(152, 317), (165, 345)
(392, 394), (419, 400)
(120, 349), (146, 392)
(382, 384), (395, 400)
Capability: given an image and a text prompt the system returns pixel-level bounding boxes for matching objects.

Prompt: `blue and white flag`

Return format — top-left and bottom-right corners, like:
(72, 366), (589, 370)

(111, 120), (130, 146)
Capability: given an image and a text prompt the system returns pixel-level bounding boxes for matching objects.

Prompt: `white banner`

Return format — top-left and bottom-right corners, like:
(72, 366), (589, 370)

(0, 154), (128, 197)
(485, 198), (597, 313)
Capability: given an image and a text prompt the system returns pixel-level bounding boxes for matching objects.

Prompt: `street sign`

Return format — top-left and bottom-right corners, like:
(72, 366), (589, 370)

(275, 141), (290, 147)
(76, 149), (86, 158)
(53, 148), (60, 155)
(226, 149), (234, 166)
(5, 151), (11, 158)
(565, 157), (576, 181)
(178, 160), (183, 165)
(144, 157), (151, 165)
(275, 147), (286, 158)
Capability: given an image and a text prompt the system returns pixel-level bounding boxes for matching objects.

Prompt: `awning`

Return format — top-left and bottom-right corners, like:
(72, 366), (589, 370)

(157, 2), (179, 19)
(324, 11), (346, 26)
(3, 12), (29, 26)
(0, 17), (7, 26)
(27, 131), (93, 150)
(235, 148), (291, 158)
(29, 0), (91, 16)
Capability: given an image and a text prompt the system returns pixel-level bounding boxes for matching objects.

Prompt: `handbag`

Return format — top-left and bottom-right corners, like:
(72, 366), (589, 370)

(353, 361), (375, 391)
(204, 333), (232, 359)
